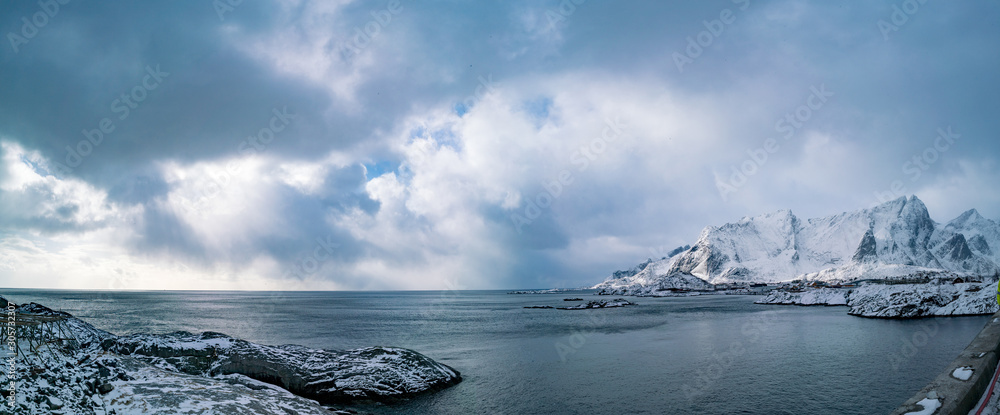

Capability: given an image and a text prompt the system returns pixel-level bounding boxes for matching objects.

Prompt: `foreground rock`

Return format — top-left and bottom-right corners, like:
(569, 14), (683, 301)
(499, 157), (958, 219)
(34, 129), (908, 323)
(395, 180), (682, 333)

(102, 331), (461, 404)
(847, 282), (998, 318)
(1, 296), (460, 414)
(104, 331), (461, 405)
(754, 288), (850, 306)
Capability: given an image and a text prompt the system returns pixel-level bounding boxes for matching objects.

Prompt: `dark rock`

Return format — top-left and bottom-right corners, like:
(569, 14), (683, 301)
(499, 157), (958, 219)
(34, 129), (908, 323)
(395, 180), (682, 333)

(557, 299), (636, 310)
(852, 229), (878, 263)
(968, 234), (992, 256)
(936, 234), (974, 262)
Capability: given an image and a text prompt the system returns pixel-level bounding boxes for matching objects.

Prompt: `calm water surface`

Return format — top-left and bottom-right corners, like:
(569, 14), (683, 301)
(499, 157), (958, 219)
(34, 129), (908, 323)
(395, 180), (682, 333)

(1, 289), (989, 414)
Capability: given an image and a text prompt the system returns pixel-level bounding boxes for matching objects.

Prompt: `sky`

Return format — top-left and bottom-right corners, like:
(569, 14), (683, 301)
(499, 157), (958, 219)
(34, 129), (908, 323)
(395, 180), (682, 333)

(0, 0), (998, 291)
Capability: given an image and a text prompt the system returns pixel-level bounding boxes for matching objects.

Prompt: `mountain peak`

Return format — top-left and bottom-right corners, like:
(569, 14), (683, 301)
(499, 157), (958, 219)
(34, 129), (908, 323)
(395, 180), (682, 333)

(875, 195), (923, 207)
(737, 208), (795, 224)
(953, 208), (984, 224)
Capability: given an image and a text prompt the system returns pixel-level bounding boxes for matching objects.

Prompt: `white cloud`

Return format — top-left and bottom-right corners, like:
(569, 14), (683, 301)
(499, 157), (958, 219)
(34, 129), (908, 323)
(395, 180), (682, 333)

(0, 141), (128, 232)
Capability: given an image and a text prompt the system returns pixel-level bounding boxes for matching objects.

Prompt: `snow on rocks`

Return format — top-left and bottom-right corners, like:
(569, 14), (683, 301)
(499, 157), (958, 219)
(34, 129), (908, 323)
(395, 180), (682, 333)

(847, 282), (999, 318)
(556, 299), (636, 310)
(100, 357), (341, 414)
(903, 396), (941, 415)
(103, 331), (462, 404)
(755, 282), (1000, 318)
(754, 288), (849, 306)
(951, 366), (974, 381)
(0, 295), (461, 414)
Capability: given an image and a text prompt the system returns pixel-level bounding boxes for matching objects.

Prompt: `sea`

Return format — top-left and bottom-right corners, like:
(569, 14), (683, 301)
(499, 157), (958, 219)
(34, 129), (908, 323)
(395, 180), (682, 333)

(0, 289), (990, 415)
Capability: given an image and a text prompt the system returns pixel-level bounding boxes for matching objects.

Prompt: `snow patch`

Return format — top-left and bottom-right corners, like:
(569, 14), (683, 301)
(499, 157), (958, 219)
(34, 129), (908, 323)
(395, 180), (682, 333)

(905, 397), (941, 415)
(952, 366), (974, 381)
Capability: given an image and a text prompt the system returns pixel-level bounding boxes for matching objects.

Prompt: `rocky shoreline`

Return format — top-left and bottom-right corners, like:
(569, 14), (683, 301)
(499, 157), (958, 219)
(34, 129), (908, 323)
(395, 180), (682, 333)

(755, 282), (999, 318)
(1, 296), (461, 414)
(754, 288), (849, 306)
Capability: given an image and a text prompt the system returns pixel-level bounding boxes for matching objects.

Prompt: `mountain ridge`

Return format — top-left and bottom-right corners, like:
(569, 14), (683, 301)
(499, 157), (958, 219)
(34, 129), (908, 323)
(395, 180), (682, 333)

(594, 196), (1000, 294)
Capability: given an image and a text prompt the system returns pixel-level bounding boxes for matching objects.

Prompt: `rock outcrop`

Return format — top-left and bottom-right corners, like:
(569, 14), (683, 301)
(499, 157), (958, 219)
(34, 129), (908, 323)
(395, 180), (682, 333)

(104, 331), (461, 404)
(847, 282), (999, 318)
(1, 296), (461, 414)
(754, 288), (850, 306)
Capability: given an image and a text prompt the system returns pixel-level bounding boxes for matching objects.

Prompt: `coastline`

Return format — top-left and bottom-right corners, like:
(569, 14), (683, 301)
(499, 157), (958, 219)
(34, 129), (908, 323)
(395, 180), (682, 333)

(0, 295), (461, 414)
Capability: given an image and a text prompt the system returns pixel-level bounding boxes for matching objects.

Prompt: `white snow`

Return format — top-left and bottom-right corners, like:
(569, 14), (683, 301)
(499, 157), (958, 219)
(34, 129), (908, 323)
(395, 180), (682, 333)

(755, 288), (849, 306)
(905, 397), (942, 415)
(593, 196), (1000, 299)
(848, 282), (999, 318)
(1, 295), (461, 414)
(953, 366), (974, 381)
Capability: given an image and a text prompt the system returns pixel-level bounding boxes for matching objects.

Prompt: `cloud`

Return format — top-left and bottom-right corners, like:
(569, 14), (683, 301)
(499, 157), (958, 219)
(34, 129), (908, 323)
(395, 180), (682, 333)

(0, 1), (998, 289)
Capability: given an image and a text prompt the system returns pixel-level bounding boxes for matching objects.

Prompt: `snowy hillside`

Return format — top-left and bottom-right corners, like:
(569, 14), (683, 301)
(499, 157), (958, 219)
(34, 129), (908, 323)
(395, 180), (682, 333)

(593, 251), (713, 296)
(594, 196), (1000, 294)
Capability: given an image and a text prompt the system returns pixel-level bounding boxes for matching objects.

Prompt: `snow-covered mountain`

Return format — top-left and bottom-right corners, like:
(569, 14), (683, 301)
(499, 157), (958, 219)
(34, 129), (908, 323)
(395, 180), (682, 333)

(594, 196), (1000, 293)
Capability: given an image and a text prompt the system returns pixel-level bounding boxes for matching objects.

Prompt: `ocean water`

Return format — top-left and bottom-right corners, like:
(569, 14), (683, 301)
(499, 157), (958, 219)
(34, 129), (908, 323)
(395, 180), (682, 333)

(0, 289), (990, 415)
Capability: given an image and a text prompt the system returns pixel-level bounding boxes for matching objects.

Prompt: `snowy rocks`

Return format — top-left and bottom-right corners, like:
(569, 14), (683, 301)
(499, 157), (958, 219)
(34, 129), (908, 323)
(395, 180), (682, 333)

(756, 283), (1000, 318)
(754, 288), (850, 306)
(2, 296), (461, 414)
(46, 396), (64, 410)
(556, 299), (636, 310)
(593, 258), (715, 296)
(847, 282), (999, 318)
(102, 331), (462, 405)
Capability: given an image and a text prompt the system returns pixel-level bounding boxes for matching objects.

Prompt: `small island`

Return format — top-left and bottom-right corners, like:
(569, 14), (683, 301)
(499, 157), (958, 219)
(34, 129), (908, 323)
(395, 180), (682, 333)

(557, 299), (636, 310)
